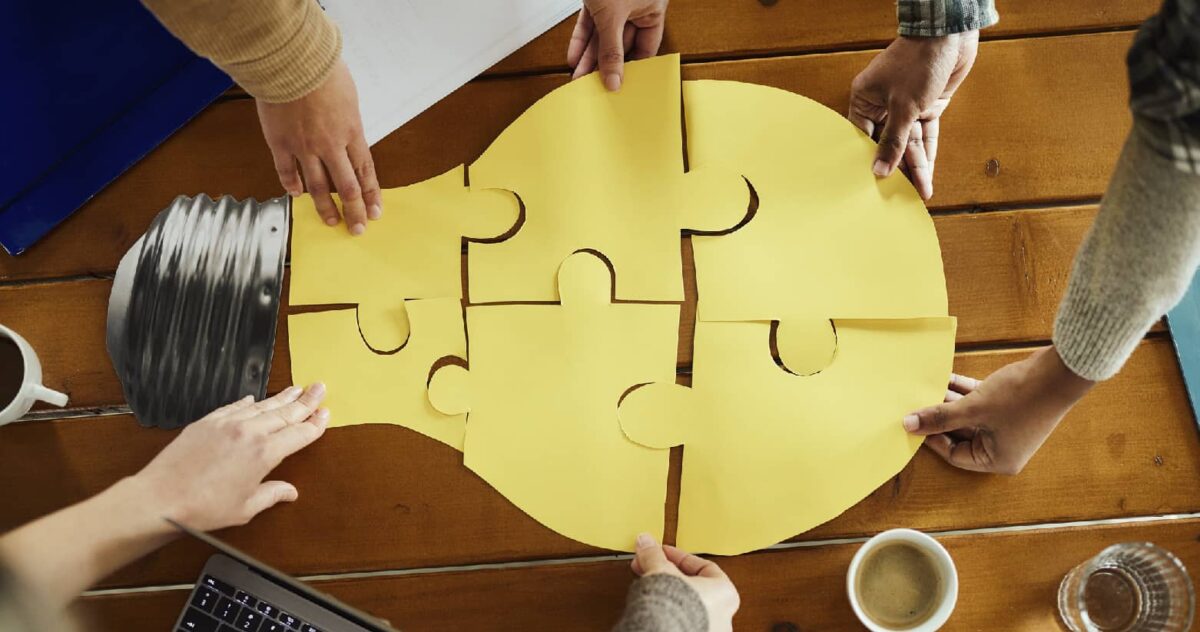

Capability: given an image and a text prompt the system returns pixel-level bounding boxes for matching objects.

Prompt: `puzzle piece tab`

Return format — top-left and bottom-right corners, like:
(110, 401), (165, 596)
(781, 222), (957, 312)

(619, 317), (956, 555)
(289, 298), (467, 450)
(684, 80), (948, 321)
(467, 55), (751, 303)
(428, 251), (680, 551)
(290, 165), (519, 350)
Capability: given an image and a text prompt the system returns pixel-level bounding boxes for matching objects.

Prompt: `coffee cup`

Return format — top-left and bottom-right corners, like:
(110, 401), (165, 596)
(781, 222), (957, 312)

(847, 528), (958, 631)
(0, 324), (69, 425)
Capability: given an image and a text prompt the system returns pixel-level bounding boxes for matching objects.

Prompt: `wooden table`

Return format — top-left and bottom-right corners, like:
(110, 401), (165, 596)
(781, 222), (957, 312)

(3, 1), (1197, 629)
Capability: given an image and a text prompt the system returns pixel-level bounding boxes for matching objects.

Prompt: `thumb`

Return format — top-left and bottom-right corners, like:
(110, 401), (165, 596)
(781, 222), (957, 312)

(244, 480), (299, 518)
(593, 10), (628, 91)
(873, 103), (918, 177)
(902, 401), (968, 436)
(632, 533), (672, 576)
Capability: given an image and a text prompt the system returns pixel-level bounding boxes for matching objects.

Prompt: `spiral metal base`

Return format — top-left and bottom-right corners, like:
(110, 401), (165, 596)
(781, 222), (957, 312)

(107, 194), (290, 429)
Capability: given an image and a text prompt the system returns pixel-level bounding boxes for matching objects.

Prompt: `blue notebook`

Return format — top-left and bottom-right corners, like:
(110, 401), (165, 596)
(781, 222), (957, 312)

(1167, 269), (1200, 427)
(0, 1), (232, 255)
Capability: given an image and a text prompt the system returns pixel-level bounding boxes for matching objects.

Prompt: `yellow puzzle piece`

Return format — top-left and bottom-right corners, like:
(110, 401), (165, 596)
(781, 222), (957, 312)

(289, 298), (467, 449)
(684, 80), (948, 321)
(619, 317), (957, 555)
(290, 165), (519, 350)
(467, 55), (752, 303)
(428, 252), (679, 551)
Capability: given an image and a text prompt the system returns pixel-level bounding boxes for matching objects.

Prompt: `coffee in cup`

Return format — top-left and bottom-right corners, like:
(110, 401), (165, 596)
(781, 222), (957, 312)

(847, 529), (958, 631)
(0, 324), (69, 425)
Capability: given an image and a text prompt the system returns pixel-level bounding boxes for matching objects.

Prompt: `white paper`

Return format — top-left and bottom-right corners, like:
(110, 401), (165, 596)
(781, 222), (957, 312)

(319, 0), (582, 146)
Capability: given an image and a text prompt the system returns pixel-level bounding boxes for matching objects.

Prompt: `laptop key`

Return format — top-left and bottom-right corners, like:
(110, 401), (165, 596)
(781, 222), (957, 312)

(202, 575), (236, 597)
(260, 623), (285, 632)
(214, 596), (240, 624)
(179, 607), (219, 632)
(234, 590), (259, 608)
(277, 612), (302, 629)
(191, 586), (219, 612)
(301, 625), (323, 632)
(256, 601), (279, 618)
(235, 608), (263, 631)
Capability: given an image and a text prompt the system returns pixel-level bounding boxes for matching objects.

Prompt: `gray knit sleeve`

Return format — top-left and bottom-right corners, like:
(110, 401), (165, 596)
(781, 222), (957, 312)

(613, 574), (708, 632)
(1053, 124), (1200, 381)
(897, 0), (999, 37)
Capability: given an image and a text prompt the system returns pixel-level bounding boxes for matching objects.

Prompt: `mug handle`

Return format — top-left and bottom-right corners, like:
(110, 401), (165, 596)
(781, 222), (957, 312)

(30, 384), (69, 408)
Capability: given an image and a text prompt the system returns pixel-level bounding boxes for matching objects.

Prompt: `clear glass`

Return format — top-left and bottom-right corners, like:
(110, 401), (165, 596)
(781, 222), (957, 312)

(1059, 542), (1194, 632)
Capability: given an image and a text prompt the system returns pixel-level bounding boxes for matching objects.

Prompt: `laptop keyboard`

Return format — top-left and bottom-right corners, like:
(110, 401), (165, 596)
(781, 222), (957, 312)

(178, 575), (323, 632)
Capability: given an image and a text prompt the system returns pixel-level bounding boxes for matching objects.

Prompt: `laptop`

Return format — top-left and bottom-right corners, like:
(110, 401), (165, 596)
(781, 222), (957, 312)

(170, 520), (396, 632)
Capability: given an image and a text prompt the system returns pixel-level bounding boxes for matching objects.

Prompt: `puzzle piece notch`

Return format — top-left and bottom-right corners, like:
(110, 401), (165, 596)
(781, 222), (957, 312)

(773, 319), (838, 376)
(356, 302), (411, 353)
(467, 55), (753, 304)
(288, 297), (468, 450)
(290, 164), (520, 351)
(428, 362), (470, 416)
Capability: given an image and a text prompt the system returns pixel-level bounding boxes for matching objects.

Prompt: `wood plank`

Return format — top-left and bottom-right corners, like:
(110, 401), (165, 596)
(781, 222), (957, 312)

(79, 518), (1200, 631)
(0, 205), (1103, 412)
(489, 0), (1157, 75)
(5, 339), (1196, 589)
(0, 32), (1133, 282)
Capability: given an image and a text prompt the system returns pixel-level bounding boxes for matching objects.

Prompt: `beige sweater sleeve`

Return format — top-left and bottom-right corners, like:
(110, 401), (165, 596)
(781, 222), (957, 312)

(613, 574), (708, 632)
(140, 0), (342, 103)
(1052, 122), (1200, 381)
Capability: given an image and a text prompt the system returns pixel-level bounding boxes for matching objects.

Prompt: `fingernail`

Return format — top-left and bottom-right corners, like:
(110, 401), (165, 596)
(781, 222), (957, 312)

(636, 533), (654, 549)
(287, 187), (302, 197)
(902, 414), (920, 432)
(368, 204), (382, 220)
(315, 408), (330, 420)
(873, 160), (890, 177)
(350, 223), (365, 236)
(604, 73), (622, 92)
(282, 385), (303, 399)
(324, 217), (339, 227)
(308, 382), (326, 398)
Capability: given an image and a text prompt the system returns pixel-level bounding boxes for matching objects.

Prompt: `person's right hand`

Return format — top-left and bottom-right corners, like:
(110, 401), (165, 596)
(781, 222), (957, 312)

(256, 59), (382, 235)
(902, 347), (1095, 474)
(631, 533), (740, 631)
(130, 383), (330, 531)
(567, 0), (669, 90)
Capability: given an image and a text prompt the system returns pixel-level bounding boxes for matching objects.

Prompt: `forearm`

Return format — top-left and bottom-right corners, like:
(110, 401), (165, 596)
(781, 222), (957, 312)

(140, 0), (341, 102)
(1053, 125), (1200, 381)
(897, 0), (999, 36)
(613, 574), (707, 632)
(0, 476), (176, 607)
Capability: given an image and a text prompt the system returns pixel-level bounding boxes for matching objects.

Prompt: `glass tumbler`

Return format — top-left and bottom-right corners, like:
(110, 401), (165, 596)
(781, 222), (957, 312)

(1058, 542), (1194, 632)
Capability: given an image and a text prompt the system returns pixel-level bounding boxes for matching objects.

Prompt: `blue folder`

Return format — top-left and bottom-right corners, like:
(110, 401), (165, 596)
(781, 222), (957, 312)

(0, 1), (232, 255)
(1167, 269), (1200, 426)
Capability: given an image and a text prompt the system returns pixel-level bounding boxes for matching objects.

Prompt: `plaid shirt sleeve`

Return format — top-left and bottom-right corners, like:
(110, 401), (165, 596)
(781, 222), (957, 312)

(1128, 0), (1200, 175)
(897, 0), (999, 37)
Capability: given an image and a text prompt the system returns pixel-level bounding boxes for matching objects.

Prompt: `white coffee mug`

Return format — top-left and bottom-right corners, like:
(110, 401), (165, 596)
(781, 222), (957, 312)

(846, 528), (959, 632)
(0, 324), (69, 425)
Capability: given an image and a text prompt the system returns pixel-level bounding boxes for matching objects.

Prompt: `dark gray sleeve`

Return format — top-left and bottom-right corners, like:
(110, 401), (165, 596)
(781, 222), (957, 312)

(897, 0), (999, 36)
(613, 574), (708, 632)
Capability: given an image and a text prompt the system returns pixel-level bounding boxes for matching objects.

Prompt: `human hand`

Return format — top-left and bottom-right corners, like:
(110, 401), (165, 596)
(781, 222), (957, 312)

(630, 533), (739, 631)
(848, 31), (979, 200)
(131, 384), (330, 531)
(902, 347), (1095, 474)
(256, 59), (381, 235)
(567, 0), (668, 90)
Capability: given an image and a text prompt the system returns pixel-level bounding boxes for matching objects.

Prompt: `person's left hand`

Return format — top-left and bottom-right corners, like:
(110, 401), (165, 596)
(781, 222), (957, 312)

(902, 346), (1094, 474)
(567, 0), (669, 91)
(130, 383), (330, 530)
(256, 59), (382, 235)
(848, 31), (979, 200)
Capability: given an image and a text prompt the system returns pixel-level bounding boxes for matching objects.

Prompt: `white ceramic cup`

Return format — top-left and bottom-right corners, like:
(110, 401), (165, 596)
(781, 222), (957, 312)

(846, 528), (959, 632)
(0, 324), (69, 425)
